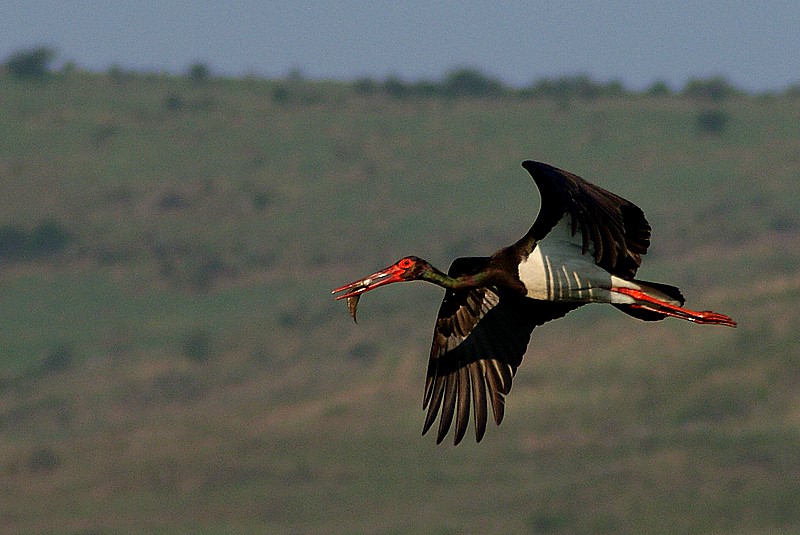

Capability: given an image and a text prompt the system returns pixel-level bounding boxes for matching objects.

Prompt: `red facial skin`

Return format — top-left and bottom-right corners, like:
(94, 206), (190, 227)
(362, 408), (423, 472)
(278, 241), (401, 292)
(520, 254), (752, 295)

(332, 257), (418, 300)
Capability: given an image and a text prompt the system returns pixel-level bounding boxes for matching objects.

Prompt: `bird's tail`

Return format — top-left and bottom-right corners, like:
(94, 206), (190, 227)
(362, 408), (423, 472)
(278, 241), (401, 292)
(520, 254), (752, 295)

(613, 279), (736, 327)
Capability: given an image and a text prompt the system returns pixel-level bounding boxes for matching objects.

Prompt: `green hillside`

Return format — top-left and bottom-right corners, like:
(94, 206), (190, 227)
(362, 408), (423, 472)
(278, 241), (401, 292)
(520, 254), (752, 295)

(1, 71), (799, 534)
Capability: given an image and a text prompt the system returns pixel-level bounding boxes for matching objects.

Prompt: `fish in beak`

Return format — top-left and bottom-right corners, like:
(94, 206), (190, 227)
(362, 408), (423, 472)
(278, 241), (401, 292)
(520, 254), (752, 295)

(332, 263), (408, 322)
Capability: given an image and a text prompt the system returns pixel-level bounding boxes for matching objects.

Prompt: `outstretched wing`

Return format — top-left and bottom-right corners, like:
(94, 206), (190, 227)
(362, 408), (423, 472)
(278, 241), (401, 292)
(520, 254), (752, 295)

(422, 257), (580, 445)
(517, 160), (651, 279)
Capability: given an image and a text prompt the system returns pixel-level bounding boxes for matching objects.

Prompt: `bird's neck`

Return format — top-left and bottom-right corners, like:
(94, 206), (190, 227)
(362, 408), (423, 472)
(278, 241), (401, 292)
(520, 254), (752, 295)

(421, 266), (487, 291)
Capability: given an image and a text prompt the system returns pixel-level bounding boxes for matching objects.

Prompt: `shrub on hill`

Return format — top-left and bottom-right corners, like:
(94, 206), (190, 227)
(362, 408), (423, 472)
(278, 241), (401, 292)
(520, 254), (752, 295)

(353, 77), (378, 95)
(40, 344), (74, 375)
(27, 447), (61, 473)
(29, 221), (72, 257)
(443, 68), (506, 97)
(188, 62), (210, 86)
(683, 76), (738, 101)
(697, 109), (729, 135)
(0, 221), (72, 261)
(183, 328), (214, 363)
(4, 46), (56, 80)
(383, 75), (409, 98)
(646, 80), (672, 96)
(524, 74), (624, 99)
(0, 225), (27, 259)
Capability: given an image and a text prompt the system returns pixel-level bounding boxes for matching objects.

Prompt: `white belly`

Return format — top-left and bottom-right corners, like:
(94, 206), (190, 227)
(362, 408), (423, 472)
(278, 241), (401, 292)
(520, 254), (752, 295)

(517, 236), (637, 303)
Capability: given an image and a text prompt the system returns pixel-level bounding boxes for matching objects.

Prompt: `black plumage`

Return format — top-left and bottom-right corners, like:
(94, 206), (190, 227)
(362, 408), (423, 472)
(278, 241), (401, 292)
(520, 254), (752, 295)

(333, 160), (736, 445)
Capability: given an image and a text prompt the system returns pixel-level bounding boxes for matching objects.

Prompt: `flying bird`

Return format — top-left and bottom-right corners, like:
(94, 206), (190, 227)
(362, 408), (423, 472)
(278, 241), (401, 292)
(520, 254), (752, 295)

(332, 160), (736, 445)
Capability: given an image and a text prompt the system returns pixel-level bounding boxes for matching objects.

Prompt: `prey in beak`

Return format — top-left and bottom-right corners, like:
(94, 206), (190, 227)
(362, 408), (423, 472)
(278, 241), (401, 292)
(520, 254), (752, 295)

(332, 258), (417, 323)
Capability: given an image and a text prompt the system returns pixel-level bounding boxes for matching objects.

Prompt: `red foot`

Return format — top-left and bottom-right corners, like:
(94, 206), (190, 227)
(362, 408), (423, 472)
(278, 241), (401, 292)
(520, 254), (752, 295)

(614, 288), (737, 327)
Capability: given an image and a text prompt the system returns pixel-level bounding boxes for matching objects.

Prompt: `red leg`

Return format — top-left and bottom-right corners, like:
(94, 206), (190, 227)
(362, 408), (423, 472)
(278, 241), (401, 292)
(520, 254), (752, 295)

(613, 288), (737, 327)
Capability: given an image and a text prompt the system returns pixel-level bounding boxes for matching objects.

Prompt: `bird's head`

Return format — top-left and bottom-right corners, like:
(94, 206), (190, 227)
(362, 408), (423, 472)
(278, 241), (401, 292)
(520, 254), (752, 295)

(332, 256), (436, 323)
(332, 256), (429, 301)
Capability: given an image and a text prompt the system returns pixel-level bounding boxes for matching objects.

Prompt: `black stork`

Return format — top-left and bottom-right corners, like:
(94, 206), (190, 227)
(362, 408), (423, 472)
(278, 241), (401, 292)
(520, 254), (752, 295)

(332, 160), (736, 445)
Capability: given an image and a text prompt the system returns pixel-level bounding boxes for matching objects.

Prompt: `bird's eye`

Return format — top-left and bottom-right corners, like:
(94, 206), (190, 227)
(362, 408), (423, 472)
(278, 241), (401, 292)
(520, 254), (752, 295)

(398, 258), (414, 269)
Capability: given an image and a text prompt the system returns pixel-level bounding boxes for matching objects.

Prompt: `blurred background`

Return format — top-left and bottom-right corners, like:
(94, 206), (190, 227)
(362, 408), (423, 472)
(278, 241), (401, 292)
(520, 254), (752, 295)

(1, 3), (799, 534)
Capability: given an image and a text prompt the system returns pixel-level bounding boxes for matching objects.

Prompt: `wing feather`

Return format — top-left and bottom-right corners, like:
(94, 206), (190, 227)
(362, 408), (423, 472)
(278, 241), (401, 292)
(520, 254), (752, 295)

(422, 256), (582, 444)
(453, 366), (471, 445)
(468, 363), (488, 442)
(437, 373), (458, 442)
(419, 161), (653, 444)
(518, 160), (651, 279)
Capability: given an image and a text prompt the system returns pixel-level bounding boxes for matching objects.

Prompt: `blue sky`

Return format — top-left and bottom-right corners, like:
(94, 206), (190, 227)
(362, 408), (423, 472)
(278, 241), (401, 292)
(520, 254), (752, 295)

(2, 1), (799, 91)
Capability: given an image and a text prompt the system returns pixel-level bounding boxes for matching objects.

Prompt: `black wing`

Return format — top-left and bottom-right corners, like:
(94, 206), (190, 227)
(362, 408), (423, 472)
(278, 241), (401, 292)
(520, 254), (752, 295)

(422, 257), (580, 445)
(517, 160), (651, 279)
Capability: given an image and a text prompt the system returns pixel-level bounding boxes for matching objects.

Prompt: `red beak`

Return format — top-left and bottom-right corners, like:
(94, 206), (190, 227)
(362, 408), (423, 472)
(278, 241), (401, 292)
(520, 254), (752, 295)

(332, 264), (406, 300)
